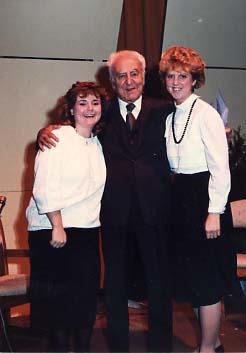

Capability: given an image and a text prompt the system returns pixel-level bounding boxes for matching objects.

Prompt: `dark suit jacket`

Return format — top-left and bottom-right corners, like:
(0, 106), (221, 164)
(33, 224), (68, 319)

(98, 96), (173, 227)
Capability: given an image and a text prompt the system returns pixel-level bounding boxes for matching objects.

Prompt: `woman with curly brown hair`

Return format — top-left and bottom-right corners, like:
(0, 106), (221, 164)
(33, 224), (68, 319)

(159, 46), (241, 353)
(26, 81), (106, 352)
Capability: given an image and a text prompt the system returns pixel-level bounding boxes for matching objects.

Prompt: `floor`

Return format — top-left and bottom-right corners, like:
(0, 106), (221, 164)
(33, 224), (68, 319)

(4, 295), (246, 352)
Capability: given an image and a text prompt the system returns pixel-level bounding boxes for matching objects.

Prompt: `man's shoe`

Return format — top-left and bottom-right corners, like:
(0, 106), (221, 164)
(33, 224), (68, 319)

(215, 344), (225, 352)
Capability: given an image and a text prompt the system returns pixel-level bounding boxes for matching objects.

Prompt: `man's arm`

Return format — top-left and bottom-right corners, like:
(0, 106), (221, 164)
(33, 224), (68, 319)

(37, 124), (61, 151)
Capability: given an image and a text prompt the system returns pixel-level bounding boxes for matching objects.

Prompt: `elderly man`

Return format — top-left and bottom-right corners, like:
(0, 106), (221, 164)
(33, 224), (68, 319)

(38, 50), (173, 352)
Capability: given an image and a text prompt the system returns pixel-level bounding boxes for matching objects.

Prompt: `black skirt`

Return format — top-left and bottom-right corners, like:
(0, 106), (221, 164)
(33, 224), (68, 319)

(170, 172), (242, 307)
(28, 227), (99, 329)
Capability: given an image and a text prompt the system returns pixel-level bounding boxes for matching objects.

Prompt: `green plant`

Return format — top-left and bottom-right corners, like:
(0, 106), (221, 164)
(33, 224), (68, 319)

(228, 126), (246, 200)
(229, 126), (246, 171)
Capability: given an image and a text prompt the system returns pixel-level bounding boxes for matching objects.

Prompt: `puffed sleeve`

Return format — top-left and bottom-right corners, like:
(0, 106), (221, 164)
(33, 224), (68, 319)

(200, 105), (231, 213)
(32, 129), (65, 214)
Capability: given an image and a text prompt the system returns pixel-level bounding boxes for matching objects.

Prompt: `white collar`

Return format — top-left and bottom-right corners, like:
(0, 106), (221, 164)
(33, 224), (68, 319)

(175, 93), (199, 112)
(118, 96), (142, 120)
(74, 128), (95, 144)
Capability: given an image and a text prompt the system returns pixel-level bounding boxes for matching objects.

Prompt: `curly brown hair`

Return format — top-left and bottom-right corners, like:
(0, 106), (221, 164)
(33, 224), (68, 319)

(159, 46), (206, 89)
(48, 81), (106, 127)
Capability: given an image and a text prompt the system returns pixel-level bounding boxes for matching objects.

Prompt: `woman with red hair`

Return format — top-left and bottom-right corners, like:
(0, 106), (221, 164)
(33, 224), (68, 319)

(160, 46), (241, 353)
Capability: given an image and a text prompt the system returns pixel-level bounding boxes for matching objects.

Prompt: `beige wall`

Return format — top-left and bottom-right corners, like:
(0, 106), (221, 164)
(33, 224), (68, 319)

(199, 69), (246, 132)
(0, 0), (122, 60)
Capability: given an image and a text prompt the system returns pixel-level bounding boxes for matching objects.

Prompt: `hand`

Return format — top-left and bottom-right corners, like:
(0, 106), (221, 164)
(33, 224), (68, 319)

(38, 124), (61, 151)
(205, 213), (221, 239)
(50, 226), (67, 248)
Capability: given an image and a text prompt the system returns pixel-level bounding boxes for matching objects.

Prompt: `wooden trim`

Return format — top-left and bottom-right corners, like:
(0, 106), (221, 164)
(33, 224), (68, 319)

(5, 249), (29, 257)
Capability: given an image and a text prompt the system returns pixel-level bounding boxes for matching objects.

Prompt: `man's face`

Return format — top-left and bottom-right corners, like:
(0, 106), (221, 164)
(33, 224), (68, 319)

(111, 56), (145, 102)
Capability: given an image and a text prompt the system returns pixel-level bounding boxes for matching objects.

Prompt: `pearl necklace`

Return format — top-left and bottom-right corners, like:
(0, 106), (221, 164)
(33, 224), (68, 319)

(171, 98), (198, 144)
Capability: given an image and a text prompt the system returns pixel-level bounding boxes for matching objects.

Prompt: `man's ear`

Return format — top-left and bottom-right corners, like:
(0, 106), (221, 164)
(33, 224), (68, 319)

(110, 78), (116, 90)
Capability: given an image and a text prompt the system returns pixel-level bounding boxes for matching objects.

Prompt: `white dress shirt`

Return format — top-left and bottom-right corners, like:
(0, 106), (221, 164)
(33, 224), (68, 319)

(165, 93), (230, 213)
(118, 96), (142, 121)
(26, 126), (106, 230)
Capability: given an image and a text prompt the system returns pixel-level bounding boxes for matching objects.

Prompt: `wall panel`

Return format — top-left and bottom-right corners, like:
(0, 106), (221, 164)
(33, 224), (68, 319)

(163, 0), (246, 133)
(0, 0), (123, 60)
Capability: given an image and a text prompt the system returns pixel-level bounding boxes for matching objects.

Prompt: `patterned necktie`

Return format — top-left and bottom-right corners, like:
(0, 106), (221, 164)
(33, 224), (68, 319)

(126, 103), (136, 132)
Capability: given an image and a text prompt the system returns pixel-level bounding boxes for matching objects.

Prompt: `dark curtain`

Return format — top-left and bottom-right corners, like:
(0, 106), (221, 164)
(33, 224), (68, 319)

(117, 0), (168, 69)
(117, 0), (171, 99)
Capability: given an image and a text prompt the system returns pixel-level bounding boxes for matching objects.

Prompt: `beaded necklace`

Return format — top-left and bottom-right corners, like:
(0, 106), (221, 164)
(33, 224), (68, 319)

(171, 98), (198, 144)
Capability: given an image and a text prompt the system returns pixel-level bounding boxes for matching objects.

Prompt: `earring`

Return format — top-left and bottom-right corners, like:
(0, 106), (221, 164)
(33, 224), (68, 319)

(70, 109), (74, 116)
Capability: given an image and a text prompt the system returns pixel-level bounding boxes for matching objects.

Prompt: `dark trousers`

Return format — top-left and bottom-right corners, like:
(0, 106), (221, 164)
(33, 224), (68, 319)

(127, 230), (147, 301)
(102, 222), (172, 352)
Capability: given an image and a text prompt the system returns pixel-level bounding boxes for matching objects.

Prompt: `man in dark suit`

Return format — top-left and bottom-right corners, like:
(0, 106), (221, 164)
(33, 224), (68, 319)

(100, 50), (172, 352)
(38, 50), (173, 352)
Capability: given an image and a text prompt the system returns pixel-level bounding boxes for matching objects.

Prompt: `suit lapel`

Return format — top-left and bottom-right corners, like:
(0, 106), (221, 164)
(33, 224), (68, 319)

(134, 97), (153, 151)
(108, 98), (131, 151)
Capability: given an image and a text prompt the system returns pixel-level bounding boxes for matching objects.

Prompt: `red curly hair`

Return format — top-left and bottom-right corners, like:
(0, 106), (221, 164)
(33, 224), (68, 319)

(159, 46), (206, 89)
(48, 81), (106, 126)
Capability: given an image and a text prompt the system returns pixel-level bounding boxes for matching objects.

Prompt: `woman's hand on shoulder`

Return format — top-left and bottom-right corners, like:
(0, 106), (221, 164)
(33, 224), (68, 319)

(205, 213), (221, 239)
(50, 225), (67, 248)
(37, 124), (61, 151)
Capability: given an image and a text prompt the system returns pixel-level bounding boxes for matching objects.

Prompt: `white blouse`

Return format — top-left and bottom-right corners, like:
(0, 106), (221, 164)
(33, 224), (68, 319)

(165, 93), (230, 214)
(26, 126), (106, 230)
